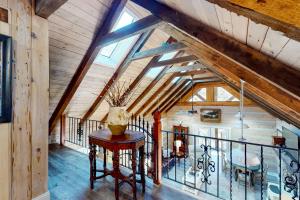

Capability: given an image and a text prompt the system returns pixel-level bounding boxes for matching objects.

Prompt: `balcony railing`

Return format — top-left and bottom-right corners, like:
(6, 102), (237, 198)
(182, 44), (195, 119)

(64, 116), (154, 178)
(162, 130), (299, 200)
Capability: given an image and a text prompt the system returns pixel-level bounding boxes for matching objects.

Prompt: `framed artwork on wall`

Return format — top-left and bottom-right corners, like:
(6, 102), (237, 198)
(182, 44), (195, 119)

(0, 34), (12, 123)
(200, 109), (221, 123)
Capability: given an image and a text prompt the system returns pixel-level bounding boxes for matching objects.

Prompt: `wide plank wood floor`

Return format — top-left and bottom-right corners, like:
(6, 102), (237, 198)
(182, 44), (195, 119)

(48, 144), (201, 200)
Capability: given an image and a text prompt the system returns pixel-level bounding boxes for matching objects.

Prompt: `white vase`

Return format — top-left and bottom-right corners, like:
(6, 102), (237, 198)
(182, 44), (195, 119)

(107, 107), (129, 135)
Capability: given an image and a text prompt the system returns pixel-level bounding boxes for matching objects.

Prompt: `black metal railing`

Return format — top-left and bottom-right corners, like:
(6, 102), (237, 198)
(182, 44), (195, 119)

(65, 116), (154, 178)
(161, 130), (299, 200)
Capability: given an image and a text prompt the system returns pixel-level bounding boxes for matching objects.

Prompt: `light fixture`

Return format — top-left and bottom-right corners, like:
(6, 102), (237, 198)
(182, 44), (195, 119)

(174, 140), (182, 153)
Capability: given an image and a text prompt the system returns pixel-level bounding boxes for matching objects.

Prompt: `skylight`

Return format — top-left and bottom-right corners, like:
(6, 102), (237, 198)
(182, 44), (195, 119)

(99, 12), (134, 58)
(158, 51), (178, 62)
(94, 9), (138, 68)
(146, 67), (164, 78)
(171, 77), (180, 84)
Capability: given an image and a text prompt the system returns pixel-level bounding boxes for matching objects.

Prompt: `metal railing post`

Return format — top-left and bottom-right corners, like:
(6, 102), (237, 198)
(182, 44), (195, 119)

(153, 110), (162, 185)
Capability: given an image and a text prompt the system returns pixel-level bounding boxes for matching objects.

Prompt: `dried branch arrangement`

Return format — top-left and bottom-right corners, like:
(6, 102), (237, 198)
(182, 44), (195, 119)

(105, 80), (135, 107)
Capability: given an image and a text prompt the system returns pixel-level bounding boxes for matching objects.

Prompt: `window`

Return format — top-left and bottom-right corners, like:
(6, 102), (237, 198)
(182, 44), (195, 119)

(188, 88), (206, 102)
(94, 9), (138, 68)
(215, 87), (238, 102)
(146, 51), (178, 78)
(0, 35), (12, 123)
(99, 12), (135, 58)
(171, 77), (180, 84)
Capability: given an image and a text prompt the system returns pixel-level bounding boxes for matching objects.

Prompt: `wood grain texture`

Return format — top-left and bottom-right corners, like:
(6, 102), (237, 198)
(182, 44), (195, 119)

(206, 0), (300, 42)
(31, 15), (49, 198)
(10, 0), (33, 198)
(49, 0), (127, 133)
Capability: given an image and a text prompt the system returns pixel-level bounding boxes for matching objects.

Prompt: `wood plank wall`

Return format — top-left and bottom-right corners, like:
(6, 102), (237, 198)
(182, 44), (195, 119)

(0, 0), (49, 199)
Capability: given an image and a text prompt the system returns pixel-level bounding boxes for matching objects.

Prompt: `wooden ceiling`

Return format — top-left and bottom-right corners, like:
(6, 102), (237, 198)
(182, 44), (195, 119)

(47, 0), (300, 131)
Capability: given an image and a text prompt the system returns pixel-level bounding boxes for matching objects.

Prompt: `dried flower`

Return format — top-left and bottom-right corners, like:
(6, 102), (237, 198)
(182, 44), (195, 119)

(104, 80), (136, 107)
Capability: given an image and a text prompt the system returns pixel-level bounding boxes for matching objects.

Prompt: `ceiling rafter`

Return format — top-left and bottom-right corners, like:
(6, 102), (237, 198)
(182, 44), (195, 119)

(160, 81), (193, 113)
(49, 0), (128, 133)
(80, 30), (154, 124)
(131, 0), (300, 128)
(100, 37), (176, 122)
(143, 76), (183, 116)
(151, 55), (198, 68)
(127, 51), (185, 114)
(35, 0), (68, 19)
(206, 0), (300, 42)
(134, 73), (177, 117)
(130, 42), (187, 61)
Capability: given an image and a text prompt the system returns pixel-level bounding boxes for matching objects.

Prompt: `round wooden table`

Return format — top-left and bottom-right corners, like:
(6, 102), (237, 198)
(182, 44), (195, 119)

(89, 129), (145, 200)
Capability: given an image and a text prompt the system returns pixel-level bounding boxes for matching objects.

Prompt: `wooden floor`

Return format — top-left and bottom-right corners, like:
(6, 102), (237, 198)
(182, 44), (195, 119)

(49, 144), (202, 200)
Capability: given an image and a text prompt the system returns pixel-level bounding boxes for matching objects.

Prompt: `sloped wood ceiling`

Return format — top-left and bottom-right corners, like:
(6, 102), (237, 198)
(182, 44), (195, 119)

(156, 0), (300, 71)
(49, 0), (112, 118)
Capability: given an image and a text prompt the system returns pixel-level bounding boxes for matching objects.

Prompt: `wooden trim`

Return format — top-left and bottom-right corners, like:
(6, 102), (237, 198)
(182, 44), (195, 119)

(35, 0), (68, 19)
(152, 55), (198, 68)
(97, 15), (163, 48)
(49, 0), (128, 133)
(130, 42), (187, 61)
(81, 31), (154, 123)
(206, 87), (214, 102)
(132, 0), (300, 122)
(206, 0), (300, 42)
(143, 77), (183, 116)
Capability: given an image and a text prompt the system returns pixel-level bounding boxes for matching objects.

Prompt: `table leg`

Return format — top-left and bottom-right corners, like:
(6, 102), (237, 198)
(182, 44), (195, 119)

(89, 144), (96, 189)
(139, 146), (146, 193)
(113, 150), (120, 200)
(103, 148), (107, 169)
(132, 149), (137, 200)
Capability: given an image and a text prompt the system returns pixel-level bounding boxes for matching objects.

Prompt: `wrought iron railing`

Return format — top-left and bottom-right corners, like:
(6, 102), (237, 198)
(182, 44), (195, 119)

(161, 130), (299, 200)
(64, 116), (154, 178)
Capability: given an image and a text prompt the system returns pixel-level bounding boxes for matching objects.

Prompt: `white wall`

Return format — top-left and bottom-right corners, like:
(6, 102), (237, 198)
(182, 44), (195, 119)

(162, 105), (277, 145)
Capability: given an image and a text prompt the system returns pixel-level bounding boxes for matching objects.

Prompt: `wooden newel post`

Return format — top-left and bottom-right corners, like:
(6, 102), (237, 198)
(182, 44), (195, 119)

(153, 110), (162, 185)
(60, 114), (66, 146)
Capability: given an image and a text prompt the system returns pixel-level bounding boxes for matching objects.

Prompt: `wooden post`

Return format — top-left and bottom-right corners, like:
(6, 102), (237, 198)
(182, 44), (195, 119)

(60, 115), (66, 146)
(152, 110), (162, 185)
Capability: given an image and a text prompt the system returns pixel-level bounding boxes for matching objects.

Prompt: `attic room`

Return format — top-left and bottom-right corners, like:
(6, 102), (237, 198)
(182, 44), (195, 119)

(0, 0), (299, 200)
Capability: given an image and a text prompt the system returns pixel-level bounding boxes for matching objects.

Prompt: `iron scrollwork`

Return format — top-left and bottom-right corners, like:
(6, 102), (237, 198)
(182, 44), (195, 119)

(77, 124), (83, 142)
(284, 160), (300, 200)
(197, 144), (215, 185)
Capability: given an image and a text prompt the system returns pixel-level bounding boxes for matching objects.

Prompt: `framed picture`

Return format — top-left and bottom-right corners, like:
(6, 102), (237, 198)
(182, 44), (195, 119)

(200, 109), (221, 123)
(0, 34), (12, 123)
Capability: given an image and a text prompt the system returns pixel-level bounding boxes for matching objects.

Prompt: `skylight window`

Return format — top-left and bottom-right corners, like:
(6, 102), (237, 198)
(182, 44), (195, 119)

(146, 67), (164, 78)
(158, 51), (178, 62)
(99, 11), (135, 58)
(171, 77), (180, 84)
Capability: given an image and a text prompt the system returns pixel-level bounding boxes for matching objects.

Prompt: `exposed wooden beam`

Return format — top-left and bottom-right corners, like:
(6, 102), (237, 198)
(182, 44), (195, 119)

(100, 37), (176, 122)
(130, 42), (187, 61)
(35, 0), (68, 19)
(132, 0), (300, 98)
(161, 82), (193, 113)
(143, 77), (183, 116)
(175, 70), (214, 77)
(174, 101), (254, 108)
(132, 0), (300, 127)
(97, 15), (163, 48)
(206, 0), (300, 42)
(152, 55), (198, 68)
(49, 0), (128, 133)
(134, 74), (176, 116)
(127, 51), (184, 114)
(81, 31), (154, 123)
(167, 63), (206, 73)
(153, 80), (190, 114)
